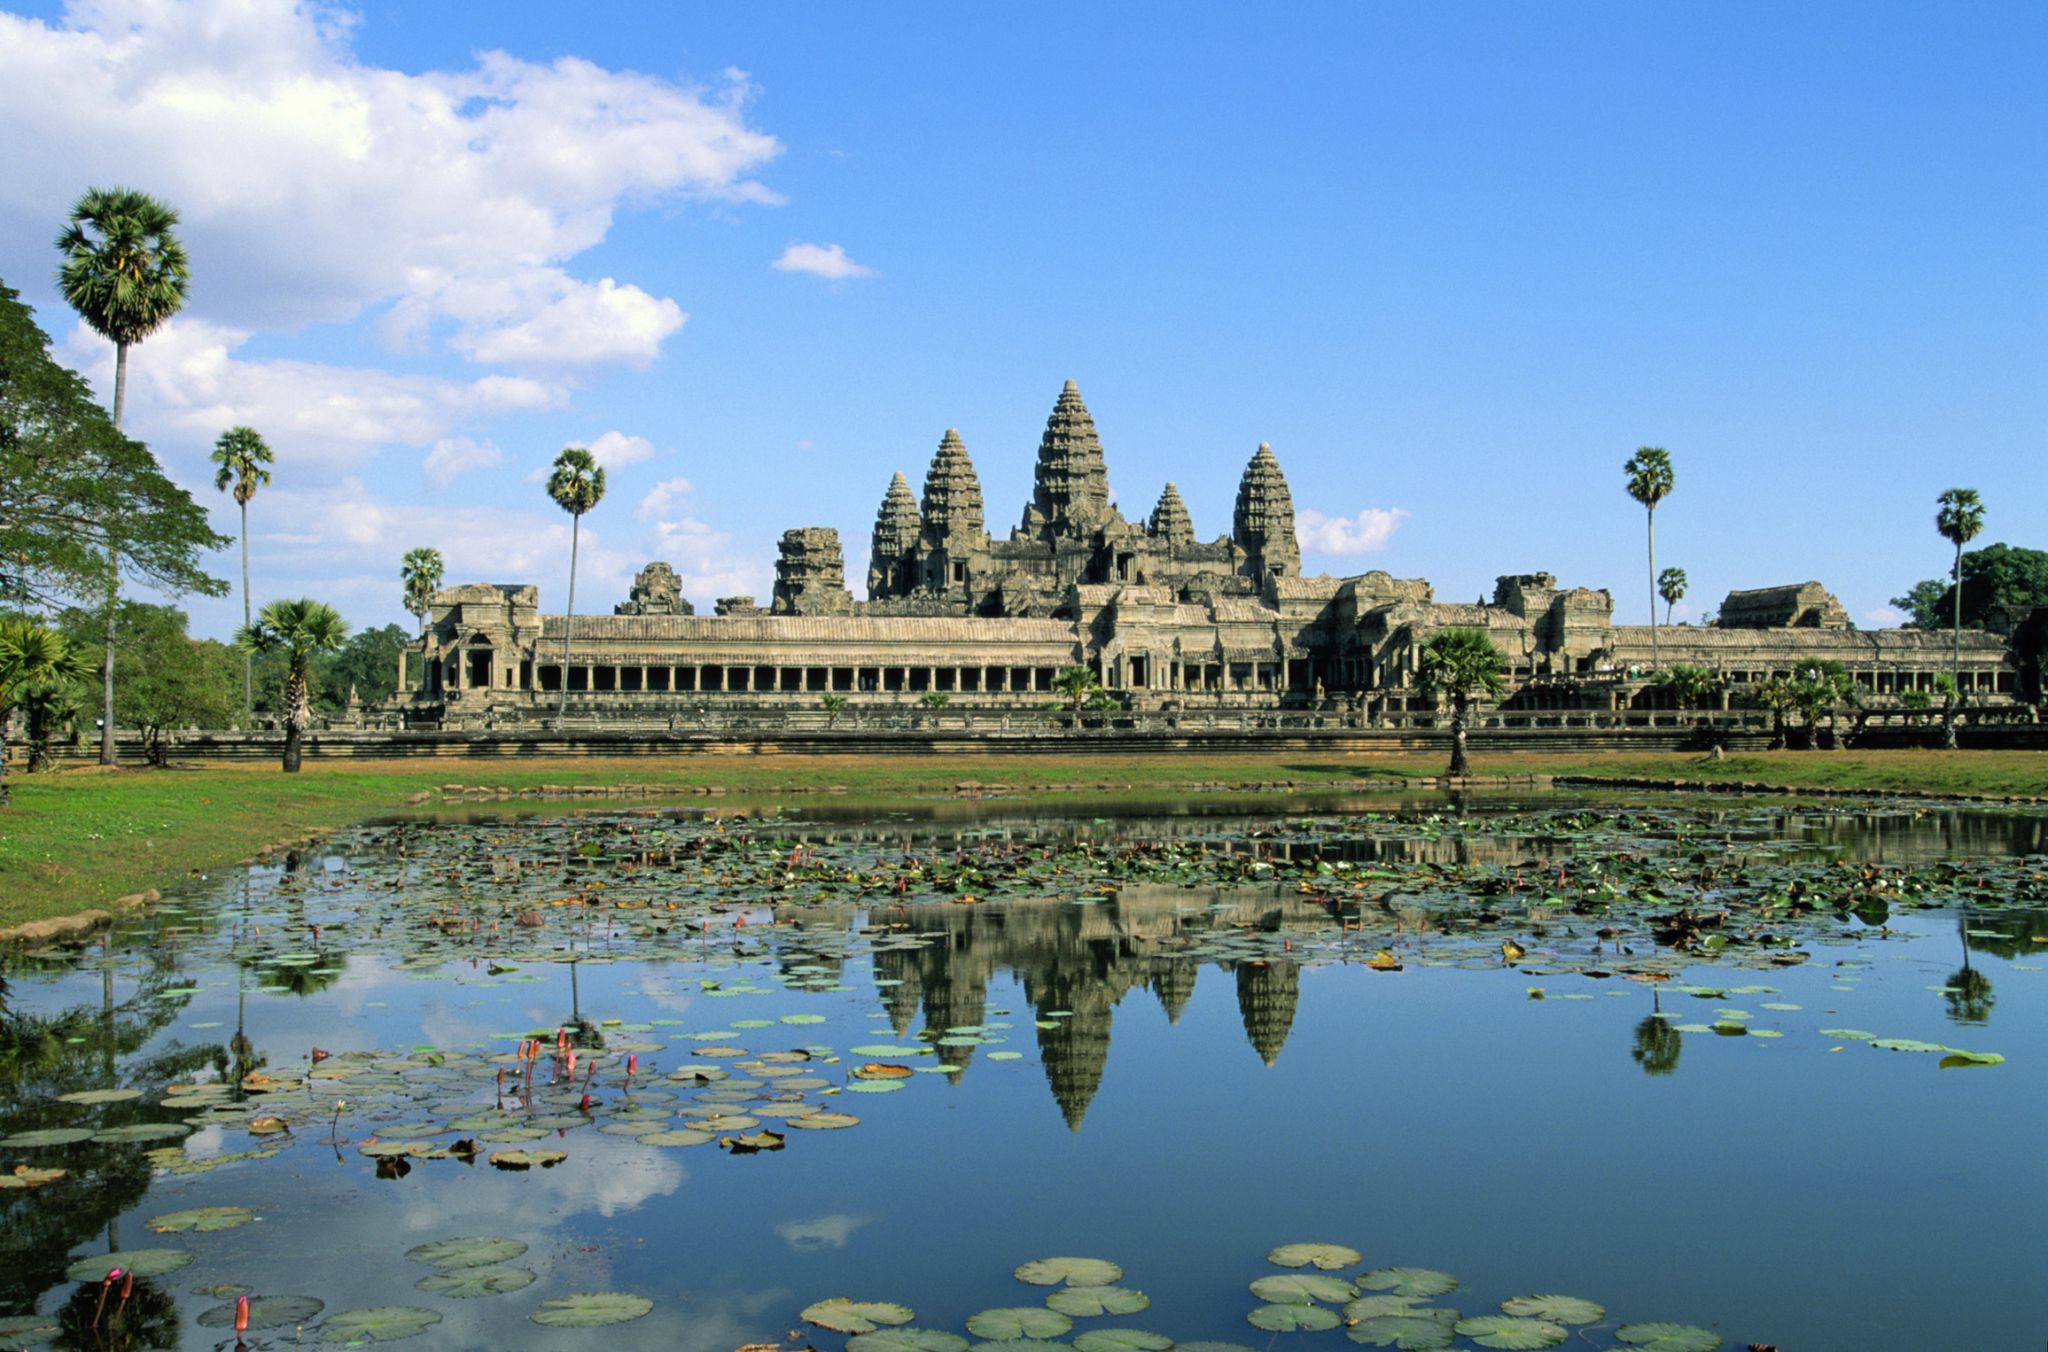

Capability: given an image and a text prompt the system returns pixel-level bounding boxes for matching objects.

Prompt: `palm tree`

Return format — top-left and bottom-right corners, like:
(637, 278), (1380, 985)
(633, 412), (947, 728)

(1050, 664), (1103, 729)
(400, 547), (444, 695)
(1624, 447), (1675, 672)
(57, 187), (190, 768)
(1417, 628), (1507, 776)
(0, 619), (94, 804)
(546, 447), (606, 722)
(1657, 566), (1687, 625)
(236, 599), (347, 773)
(209, 426), (273, 717)
(1934, 488), (1984, 748)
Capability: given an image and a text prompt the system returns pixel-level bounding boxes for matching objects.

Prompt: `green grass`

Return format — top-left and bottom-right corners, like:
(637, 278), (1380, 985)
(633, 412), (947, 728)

(0, 749), (2040, 930)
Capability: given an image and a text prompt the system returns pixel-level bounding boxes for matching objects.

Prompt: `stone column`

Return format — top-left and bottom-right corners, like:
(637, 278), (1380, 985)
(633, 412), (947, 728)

(396, 648), (408, 695)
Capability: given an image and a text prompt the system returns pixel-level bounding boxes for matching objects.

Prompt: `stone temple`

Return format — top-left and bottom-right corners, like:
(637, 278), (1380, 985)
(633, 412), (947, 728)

(401, 380), (2023, 726)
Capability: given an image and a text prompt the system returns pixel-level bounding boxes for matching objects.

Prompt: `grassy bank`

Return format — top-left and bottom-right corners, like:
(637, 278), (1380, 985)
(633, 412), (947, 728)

(0, 749), (2041, 931)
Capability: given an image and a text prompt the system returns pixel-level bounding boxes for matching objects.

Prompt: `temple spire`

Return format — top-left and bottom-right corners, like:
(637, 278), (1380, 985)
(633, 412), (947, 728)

(1232, 441), (1300, 579)
(1026, 379), (1114, 540)
(867, 471), (921, 598)
(921, 429), (985, 539)
(1148, 482), (1194, 548)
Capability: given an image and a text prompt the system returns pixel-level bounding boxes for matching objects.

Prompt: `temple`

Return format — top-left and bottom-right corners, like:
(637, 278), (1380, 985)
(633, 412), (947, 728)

(400, 381), (2025, 728)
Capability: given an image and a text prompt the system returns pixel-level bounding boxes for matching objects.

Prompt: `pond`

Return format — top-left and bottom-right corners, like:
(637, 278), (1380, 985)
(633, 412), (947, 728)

(1, 792), (2043, 1351)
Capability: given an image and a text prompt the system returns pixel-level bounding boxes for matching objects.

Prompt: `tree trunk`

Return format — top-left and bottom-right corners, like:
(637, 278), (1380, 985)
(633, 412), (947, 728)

(101, 341), (129, 768)
(283, 666), (307, 772)
(241, 498), (253, 717)
(1645, 506), (1660, 673)
(558, 514), (580, 723)
(1448, 698), (1471, 777)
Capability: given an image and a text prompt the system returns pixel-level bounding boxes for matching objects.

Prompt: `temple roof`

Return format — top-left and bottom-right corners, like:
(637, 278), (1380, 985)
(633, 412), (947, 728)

(921, 428), (985, 538)
(872, 471), (921, 557)
(1027, 380), (1115, 539)
(1233, 442), (1295, 542)
(1148, 482), (1195, 547)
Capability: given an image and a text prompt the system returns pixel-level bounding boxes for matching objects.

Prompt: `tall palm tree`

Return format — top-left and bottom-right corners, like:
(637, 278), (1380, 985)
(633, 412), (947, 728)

(1418, 627), (1507, 776)
(400, 546), (444, 696)
(209, 426), (274, 718)
(56, 186), (190, 767)
(1934, 487), (1984, 748)
(1657, 566), (1688, 625)
(236, 599), (347, 773)
(0, 619), (94, 804)
(546, 448), (606, 723)
(1624, 447), (1675, 672)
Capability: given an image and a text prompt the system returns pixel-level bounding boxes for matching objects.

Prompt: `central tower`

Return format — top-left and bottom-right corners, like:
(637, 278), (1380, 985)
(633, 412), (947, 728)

(1020, 380), (1116, 542)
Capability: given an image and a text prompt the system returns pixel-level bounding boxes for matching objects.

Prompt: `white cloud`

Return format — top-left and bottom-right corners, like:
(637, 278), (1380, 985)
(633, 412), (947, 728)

(637, 476), (696, 521)
(586, 430), (658, 471)
(644, 515), (768, 602)
(0, 0), (781, 364)
(1296, 506), (1409, 556)
(775, 1213), (872, 1250)
(422, 436), (504, 488)
(772, 242), (878, 279)
(61, 318), (562, 468)
(1863, 605), (1905, 627)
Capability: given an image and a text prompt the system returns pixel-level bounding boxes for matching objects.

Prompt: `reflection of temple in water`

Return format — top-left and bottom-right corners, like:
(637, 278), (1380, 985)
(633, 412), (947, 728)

(853, 885), (1322, 1128)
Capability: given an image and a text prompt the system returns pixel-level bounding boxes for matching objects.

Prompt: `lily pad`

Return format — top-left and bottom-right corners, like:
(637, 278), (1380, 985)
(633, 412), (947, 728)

(1453, 1315), (1566, 1349)
(2, 1128), (94, 1147)
(320, 1305), (444, 1343)
(1939, 1050), (2005, 1067)
(404, 1236), (529, 1268)
(416, 1265), (536, 1298)
(1248, 1303), (1341, 1332)
(1071, 1331), (1172, 1352)
(787, 1112), (861, 1130)
(56, 1088), (144, 1104)
(1614, 1324), (1722, 1351)
(806, 1300), (920, 1334)
(92, 1122), (191, 1143)
(1356, 1269), (1457, 1299)
(968, 1308), (1075, 1340)
(1015, 1257), (1124, 1288)
(149, 1205), (255, 1233)
(1870, 1038), (1947, 1053)
(529, 1292), (655, 1328)
(1267, 1242), (1362, 1271)
(0, 1313), (58, 1347)
(1345, 1311), (1459, 1350)
(65, 1248), (191, 1281)
(642, 1128), (718, 1147)
(1046, 1287), (1151, 1317)
(197, 1295), (325, 1329)
(487, 1149), (566, 1170)
(1498, 1296), (1603, 1324)
(1343, 1297), (1424, 1320)
(1251, 1274), (1354, 1305)
(849, 1331), (973, 1352)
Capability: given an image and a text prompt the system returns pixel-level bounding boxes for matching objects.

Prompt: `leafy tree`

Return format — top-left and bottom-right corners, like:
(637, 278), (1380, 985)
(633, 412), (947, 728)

(62, 601), (236, 766)
(0, 279), (225, 610)
(1651, 663), (1720, 711)
(1418, 628), (1507, 776)
(400, 546), (443, 638)
(1892, 543), (2048, 633)
(1050, 664), (1103, 728)
(0, 618), (92, 803)
(545, 447), (605, 722)
(819, 692), (847, 726)
(56, 188), (191, 767)
(1787, 660), (1856, 749)
(320, 623), (409, 708)
(1740, 675), (1799, 749)
(917, 690), (950, 712)
(1934, 487), (1984, 743)
(238, 599), (348, 772)
(209, 425), (273, 715)
(1657, 566), (1687, 624)
(1624, 447), (1675, 671)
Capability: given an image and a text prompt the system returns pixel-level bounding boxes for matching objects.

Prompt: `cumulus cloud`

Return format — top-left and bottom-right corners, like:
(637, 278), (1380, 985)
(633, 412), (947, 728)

(586, 430), (659, 471)
(772, 242), (878, 279)
(422, 436), (505, 488)
(775, 1214), (872, 1250)
(0, 0), (781, 362)
(1296, 506), (1409, 556)
(637, 476), (696, 521)
(61, 319), (562, 468)
(644, 515), (768, 602)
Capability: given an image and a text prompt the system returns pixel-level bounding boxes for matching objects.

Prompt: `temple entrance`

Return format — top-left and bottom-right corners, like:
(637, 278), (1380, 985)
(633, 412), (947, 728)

(466, 645), (492, 690)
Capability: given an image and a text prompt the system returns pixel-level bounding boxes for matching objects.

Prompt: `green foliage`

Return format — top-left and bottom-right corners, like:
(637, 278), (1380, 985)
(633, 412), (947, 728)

(1417, 629), (1507, 710)
(918, 690), (950, 711)
(1051, 665), (1104, 712)
(1891, 543), (2048, 631)
(321, 624), (409, 707)
(0, 617), (95, 777)
(819, 693), (848, 723)
(401, 547), (444, 634)
(61, 602), (238, 762)
(546, 446), (606, 517)
(239, 600), (348, 766)
(1656, 566), (1687, 620)
(1786, 660), (1856, 742)
(0, 279), (227, 607)
(55, 188), (189, 355)
(1623, 447), (1673, 511)
(1935, 486), (1985, 551)
(1651, 664), (1719, 710)
(208, 426), (272, 506)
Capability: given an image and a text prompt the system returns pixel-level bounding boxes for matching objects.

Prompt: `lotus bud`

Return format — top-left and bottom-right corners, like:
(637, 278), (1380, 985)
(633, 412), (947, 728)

(626, 1054), (637, 1075)
(235, 1295), (250, 1332)
(121, 1271), (134, 1300)
(578, 1093), (593, 1110)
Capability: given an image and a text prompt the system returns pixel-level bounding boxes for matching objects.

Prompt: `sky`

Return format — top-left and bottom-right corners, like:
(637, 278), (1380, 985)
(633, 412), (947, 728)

(0, 0), (2041, 640)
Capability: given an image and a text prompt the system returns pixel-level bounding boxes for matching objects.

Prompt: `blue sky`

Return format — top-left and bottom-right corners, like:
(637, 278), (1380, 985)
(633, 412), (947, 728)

(1, 0), (2041, 639)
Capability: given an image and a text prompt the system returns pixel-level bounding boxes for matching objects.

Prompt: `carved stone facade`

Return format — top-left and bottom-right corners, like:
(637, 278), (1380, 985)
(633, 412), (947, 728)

(400, 381), (2025, 725)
